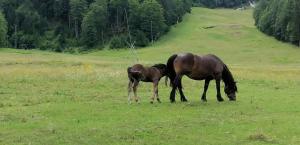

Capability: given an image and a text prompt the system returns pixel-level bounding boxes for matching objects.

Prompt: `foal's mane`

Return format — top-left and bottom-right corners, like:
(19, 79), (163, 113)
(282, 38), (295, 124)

(152, 64), (166, 70)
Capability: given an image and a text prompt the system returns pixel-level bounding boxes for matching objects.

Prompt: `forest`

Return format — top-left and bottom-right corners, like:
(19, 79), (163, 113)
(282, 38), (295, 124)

(1, 0), (299, 51)
(0, 0), (192, 51)
(192, 0), (250, 8)
(254, 0), (300, 46)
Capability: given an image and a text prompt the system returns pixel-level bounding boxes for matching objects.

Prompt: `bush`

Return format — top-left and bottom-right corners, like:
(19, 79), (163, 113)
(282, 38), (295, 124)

(132, 30), (149, 47)
(109, 35), (128, 49)
(18, 33), (36, 49)
(39, 31), (65, 52)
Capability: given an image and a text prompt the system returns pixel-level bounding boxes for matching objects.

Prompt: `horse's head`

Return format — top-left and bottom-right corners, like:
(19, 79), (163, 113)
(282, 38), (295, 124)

(224, 82), (238, 101)
(152, 64), (167, 76)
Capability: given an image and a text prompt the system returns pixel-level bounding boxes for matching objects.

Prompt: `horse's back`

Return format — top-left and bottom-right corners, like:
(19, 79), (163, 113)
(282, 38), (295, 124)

(180, 53), (224, 80)
(200, 54), (224, 72)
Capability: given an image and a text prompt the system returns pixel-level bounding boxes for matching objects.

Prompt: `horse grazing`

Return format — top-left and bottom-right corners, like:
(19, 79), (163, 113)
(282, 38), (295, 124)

(127, 64), (167, 103)
(166, 53), (237, 102)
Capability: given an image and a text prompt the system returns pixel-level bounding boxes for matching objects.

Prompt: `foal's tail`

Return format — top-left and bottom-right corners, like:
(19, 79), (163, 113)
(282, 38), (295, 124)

(166, 54), (178, 87)
(222, 64), (238, 92)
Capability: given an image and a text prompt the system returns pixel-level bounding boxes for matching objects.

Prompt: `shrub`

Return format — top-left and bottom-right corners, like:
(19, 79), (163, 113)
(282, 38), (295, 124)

(109, 35), (128, 49)
(132, 30), (149, 47)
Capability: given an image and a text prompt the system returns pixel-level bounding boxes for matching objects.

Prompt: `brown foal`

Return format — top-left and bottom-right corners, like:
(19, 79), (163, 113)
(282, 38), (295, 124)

(127, 64), (167, 103)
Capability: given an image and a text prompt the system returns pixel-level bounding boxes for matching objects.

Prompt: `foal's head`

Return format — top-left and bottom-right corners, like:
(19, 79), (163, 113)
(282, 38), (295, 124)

(152, 64), (167, 76)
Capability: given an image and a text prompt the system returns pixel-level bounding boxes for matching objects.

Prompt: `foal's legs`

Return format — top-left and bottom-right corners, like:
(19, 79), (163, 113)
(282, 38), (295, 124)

(128, 80), (133, 103)
(201, 79), (210, 102)
(132, 80), (140, 102)
(215, 78), (224, 102)
(151, 81), (160, 104)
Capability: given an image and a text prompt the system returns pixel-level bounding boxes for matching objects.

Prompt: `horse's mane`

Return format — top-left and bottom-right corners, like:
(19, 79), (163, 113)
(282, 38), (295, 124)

(222, 64), (238, 92)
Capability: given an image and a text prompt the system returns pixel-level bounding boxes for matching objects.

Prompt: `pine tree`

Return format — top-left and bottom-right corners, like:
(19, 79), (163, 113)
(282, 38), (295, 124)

(139, 0), (167, 42)
(287, 0), (300, 46)
(70, 0), (87, 39)
(81, 1), (107, 47)
(0, 11), (8, 47)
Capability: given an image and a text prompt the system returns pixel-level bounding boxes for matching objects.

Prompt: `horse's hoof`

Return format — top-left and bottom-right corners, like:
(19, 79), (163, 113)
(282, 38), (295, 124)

(170, 100), (176, 103)
(217, 98), (224, 102)
(201, 99), (207, 102)
(150, 101), (154, 104)
(181, 97), (188, 102)
(229, 98), (236, 101)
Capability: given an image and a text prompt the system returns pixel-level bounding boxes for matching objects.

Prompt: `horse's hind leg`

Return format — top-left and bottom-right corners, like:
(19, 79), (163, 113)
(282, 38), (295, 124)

(169, 76), (177, 103)
(170, 86), (176, 103)
(201, 79), (210, 102)
(178, 77), (188, 102)
(215, 79), (224, 102)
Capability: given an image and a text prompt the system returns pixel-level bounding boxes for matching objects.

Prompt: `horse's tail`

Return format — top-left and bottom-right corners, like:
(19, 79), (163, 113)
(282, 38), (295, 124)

(166, 54), (178, 87)
(222, 64), (238, 92)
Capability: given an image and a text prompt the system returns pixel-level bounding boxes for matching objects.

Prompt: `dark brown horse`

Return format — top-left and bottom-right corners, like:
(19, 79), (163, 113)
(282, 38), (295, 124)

(166, 53), (237, 102)
(127, 64), (167, 103)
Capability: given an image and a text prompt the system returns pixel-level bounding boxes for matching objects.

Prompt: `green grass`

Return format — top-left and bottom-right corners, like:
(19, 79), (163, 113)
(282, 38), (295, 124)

(1, 8), (300, 145)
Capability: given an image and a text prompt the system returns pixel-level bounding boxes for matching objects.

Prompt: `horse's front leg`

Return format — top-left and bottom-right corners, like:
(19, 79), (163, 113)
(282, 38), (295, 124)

(201, 79), (210, 102)
(215, 79), (224, 102)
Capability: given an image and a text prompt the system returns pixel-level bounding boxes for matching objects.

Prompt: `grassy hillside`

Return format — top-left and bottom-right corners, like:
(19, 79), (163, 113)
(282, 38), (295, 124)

(1, 8), (300, 145)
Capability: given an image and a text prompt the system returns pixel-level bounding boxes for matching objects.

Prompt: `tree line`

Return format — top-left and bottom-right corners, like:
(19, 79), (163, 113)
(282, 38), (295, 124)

(0, 0), (192, 51)
(193, 0), (250, 8)
(254, 0), (300, 46)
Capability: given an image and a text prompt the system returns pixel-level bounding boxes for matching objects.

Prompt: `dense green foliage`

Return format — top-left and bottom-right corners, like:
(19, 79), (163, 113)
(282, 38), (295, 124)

(254, 0), (300, 46)
(0, 11), (7, 47)
(0, 0), (192, 51)
(193, 0), (250, 8)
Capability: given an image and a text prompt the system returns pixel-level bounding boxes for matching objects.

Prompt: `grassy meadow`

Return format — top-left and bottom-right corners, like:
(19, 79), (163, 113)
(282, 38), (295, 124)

(1, 8), (300, 145)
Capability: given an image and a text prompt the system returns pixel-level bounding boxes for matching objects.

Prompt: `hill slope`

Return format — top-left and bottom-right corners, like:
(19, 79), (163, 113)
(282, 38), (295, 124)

(0, 8), (300, 145)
